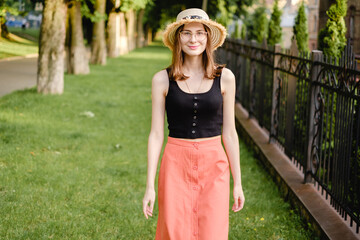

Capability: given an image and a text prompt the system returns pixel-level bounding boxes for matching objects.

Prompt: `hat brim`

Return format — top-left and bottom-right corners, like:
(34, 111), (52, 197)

(163, 18), (227, 51)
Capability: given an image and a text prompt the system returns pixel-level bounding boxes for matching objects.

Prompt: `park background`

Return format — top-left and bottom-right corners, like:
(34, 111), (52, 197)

(0, 0), (359, 239)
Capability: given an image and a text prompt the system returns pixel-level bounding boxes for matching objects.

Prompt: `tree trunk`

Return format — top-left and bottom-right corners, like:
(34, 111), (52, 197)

(0, 18), (10, 39)
(107, 0), (121, 58)
(37, 0), (67, 94)
(151, 28), (157, 41)
(136, 9), (145, 48)
(126, 9), (136, 52)
(119, 12), (128, 55)
(144, 23), (152, 46)
(202, 0), (208, 12)
(147, 28), (152, 46)
(67, 1), (90, 74)
(90, 0), (106, 65)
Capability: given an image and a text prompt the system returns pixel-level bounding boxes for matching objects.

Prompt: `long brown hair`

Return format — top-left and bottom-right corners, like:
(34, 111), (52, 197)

(168, 24), (224, 81)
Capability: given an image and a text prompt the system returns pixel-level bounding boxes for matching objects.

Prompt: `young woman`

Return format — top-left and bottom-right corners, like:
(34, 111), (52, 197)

(142, 8), (245, 240)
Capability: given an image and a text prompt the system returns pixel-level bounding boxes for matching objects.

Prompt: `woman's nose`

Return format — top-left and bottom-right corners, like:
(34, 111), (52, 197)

(189, 34), (197, 42)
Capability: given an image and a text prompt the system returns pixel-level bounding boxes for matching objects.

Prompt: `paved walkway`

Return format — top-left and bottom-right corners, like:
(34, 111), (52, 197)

(0, 56), (37, 97)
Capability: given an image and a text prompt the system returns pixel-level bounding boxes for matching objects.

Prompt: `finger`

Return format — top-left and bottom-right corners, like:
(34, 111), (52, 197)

(234, 198), (244, 212)
(234, 196), (239, 209)
(143, 201), (149, 219)
(233, 204), (239, 212)
(143, 208), (148, 219)
(146, 206), (153, 216)
(143, 207), (148, 219)
(233, 198), (241, 212)
(239, 198), (245, 210)
(150, 200), (155, 213)
(237, 198), (242, 211)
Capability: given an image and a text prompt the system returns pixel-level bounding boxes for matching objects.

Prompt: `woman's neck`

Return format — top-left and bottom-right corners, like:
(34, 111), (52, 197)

(183, 55), (204, 75)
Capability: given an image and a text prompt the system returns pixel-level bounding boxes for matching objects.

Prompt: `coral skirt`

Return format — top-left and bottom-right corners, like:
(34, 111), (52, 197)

(155, 136), (230, 240)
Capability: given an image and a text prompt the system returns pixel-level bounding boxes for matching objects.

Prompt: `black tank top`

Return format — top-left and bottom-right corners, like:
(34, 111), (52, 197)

(165, 68), (223, 139)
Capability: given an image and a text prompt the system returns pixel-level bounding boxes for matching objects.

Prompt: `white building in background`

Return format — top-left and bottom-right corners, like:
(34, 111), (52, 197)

(27, 13), (42, 28)
(279, 1), (298, 49)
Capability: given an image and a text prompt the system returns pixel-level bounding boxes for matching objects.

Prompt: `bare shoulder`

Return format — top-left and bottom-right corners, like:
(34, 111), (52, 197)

(152, 69), (169, 94)
(220, 68), (235, 95)
(152, 69), (169, 85)
(221, 67), (235, 83)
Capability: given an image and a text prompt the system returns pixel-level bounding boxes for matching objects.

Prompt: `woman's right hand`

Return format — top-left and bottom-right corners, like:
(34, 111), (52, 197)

(142, 188), (156, 219)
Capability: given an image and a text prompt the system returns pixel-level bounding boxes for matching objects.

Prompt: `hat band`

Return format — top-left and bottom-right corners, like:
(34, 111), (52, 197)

(182, 15), (206, 20)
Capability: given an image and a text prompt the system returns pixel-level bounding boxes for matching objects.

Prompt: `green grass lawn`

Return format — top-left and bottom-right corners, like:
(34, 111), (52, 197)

(0, 43), (317, 239)
(0, 27), (39, 59)
(7, 27), (40, 42)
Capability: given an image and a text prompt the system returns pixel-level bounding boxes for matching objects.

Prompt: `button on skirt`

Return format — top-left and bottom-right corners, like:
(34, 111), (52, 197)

(155, 136), (230, 240)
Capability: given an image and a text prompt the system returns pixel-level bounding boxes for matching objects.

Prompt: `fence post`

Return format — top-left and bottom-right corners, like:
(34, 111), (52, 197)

(304, 50), (322, 183)
(226, 40), (232, 67)
(248, 40), (257, 118)
(240, 41), (248, 104)
(270, 44), (282, 142)
(284, 39), (299, 158)
(258, 39), (268, 127)
(234, 40), (243, 100)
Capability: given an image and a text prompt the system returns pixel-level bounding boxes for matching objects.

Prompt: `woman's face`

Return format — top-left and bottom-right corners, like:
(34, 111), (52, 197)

(179, 22), (208, 57)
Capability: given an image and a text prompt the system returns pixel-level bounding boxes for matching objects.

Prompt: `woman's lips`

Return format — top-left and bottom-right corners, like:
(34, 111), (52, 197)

(189, 46), (199, 50)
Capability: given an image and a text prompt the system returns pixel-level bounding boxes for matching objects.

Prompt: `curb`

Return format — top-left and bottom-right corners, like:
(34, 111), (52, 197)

(0, 53), (38, 62)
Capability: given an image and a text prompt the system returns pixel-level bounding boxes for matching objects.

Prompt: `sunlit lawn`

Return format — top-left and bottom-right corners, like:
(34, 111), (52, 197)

(0, 27), (39, 59)
(0, 43), (317, 239)
(7, 27), (40, 42)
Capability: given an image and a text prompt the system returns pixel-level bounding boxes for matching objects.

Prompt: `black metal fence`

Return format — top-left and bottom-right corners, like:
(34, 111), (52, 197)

(218, 38), (360, 233)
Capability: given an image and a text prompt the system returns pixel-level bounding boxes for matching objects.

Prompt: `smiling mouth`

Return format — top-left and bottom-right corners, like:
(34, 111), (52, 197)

(189, 46), (199, 50)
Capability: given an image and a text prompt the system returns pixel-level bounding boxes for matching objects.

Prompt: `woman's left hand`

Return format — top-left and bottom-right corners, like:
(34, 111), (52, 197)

(232, 185), (245, 212)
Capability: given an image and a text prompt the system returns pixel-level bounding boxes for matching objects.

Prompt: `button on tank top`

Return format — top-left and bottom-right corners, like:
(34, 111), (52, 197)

(165, 68), (223, 139)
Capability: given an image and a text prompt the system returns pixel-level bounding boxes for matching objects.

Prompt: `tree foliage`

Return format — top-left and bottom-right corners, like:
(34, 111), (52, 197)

(81, 0), (107, 22)
(293, 0), (308, 52)
(240, 23), (246, 39)
(216, 0), (237, 28)
(246, 7), (267, 43)
(231, 20), (240, 38)
(267, 0), (282, 46)
(318, 0), (347, 58)
(0, 0), (19, 38)
(120, 0), (150, 11)
(0, 1), (18, 17)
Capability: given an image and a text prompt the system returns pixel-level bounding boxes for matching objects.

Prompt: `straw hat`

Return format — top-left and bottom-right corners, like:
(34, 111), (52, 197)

(163, 8), (227, 51)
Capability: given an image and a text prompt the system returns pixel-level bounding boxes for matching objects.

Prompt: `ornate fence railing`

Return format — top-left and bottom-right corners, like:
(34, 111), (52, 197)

(218, 38), (360, 233)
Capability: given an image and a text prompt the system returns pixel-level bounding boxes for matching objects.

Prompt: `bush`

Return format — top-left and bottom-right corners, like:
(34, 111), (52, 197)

(293, 1), (309, 52)
(318, 0), (347, 58)
(267, 0), (282, 46)
(246, 7), (268, 44)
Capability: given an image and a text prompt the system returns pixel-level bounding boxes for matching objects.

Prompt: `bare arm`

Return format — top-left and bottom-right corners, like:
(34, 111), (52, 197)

(221, 68), (245, 212)
(143, 69), (168, 219)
